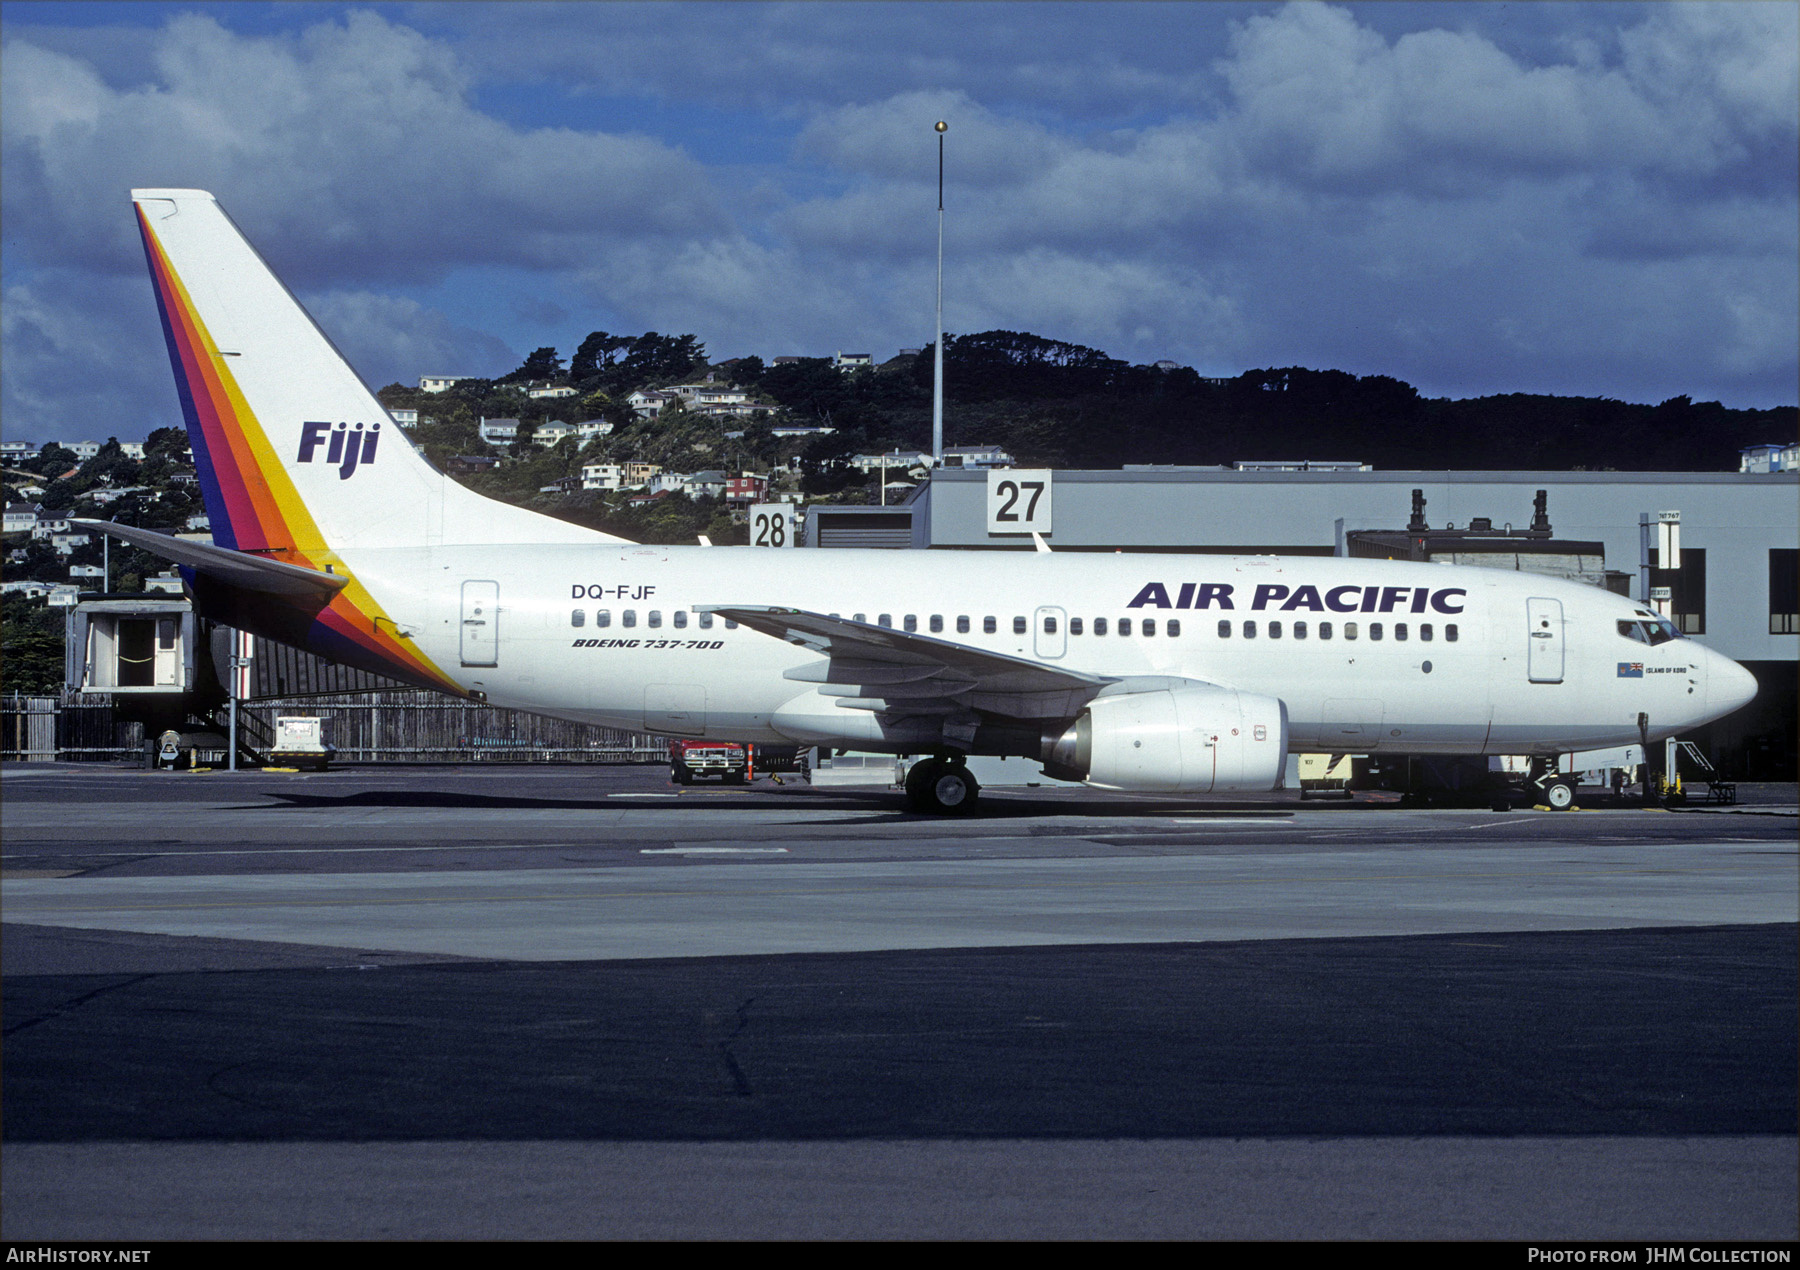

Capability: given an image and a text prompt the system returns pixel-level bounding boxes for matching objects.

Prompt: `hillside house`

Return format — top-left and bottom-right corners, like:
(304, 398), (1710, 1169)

(726, 473), (770, 504)
(626, 390), (676, 418)
(940, 444), (1015, 469)
(478, 417), (519, 446)
(581, 462), (624, 491)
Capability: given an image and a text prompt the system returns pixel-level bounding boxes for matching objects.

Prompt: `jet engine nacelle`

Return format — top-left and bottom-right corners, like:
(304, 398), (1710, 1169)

(1041, 682), (1288, 793)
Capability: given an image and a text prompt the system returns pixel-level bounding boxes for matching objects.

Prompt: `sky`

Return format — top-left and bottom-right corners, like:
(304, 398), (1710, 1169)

(2, 1), (1795, 445)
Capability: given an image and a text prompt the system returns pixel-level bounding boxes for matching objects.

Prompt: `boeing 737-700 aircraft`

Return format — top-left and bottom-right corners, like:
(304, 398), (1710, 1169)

(81, 189), (1758, 811)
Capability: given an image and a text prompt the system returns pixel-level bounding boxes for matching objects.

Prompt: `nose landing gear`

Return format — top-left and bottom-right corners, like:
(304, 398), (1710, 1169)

(1527, 756), (1578, 811)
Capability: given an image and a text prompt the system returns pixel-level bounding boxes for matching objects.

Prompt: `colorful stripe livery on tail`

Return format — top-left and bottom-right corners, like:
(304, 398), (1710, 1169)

(132, 189), (613, 691)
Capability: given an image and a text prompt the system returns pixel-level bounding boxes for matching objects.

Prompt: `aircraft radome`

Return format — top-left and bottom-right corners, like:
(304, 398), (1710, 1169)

(82, 189), (1758, 813)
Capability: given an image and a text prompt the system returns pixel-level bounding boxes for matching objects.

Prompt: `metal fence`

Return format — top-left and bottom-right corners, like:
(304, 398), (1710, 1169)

(1, 691), (667, 764)
(0, 695), (145, 762)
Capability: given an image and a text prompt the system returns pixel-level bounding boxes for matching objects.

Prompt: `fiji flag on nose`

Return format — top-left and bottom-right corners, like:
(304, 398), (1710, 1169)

(1618, 662), (1644, 678)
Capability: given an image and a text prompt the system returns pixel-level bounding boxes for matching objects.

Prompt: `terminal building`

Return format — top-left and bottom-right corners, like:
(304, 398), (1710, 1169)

(807, 466), (1798, 779)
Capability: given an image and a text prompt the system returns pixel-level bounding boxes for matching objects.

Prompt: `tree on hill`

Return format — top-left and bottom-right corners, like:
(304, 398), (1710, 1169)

(144, 427), (191, 463)
(501, 347), (566, 384)
(566, 331), (706, 397)
(570, 331), (634, 383)
(24, 443), (78, 478)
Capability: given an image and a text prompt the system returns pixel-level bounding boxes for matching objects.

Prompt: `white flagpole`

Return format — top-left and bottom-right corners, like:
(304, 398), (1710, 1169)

(932, 120), (947, 467)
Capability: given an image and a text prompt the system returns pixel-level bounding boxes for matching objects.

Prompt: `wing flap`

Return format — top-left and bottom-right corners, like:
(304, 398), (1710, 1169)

(707, 605), (1114, 722)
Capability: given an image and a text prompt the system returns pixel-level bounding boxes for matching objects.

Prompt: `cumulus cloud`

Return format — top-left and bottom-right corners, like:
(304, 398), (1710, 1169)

(434, 1), (1229, 122)
(1213, 0), (1787, 189)
(300, 291), (518, 388)
(1, 271), (173, 443)
(1, 0), (1793, 443)
(1, 10), (726, 285)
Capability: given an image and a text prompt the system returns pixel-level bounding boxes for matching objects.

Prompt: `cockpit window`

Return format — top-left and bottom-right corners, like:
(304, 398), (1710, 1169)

(1623, 615), (1682, 645)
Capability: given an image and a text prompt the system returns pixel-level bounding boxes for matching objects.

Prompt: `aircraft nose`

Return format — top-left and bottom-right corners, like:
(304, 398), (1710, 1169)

(1708, 652), (1757, 718)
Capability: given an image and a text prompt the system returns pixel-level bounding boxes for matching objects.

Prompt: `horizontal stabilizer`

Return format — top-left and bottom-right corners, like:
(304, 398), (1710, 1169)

(71, 520), (350, 596)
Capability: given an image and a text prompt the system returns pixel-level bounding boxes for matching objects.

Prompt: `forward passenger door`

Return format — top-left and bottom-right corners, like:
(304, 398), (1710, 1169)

(1526, 597), (1564, 684)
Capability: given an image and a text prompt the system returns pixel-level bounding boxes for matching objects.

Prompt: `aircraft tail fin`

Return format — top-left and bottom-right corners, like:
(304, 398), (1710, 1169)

(131, 188), (622, 558)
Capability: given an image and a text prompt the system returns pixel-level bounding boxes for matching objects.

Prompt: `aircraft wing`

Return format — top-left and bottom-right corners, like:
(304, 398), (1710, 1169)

(705, 605), (1114, 720)
(71, 520), (349, 596)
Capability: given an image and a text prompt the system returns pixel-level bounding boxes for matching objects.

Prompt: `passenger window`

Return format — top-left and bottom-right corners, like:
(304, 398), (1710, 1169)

(673, 611), (688, 629)
(725, 619), (738, 630)
(1119, 618), (1132, 636)
(1243, 620), (1256, 639)
(1344, 622), (1358, 640)
(1370, 622), (1382, 641)
(1096, 617), (1109, 636)
(571, 609), (586, 628)
(597, 610), (611, 628)
(1294, 621), (1307, 640)
(983, 616), (997, 634)
(623, 610), (637, 628)
(930, 615), (943, 633)
(1319, 621), (1332, 640)
(1445, 624), (1457, 642)
(648, 611), (662, 628)
(1395, 623), (1407, 641)
(1013, 616), (1027, 635)
(878, 614), (892, 628)
(1071, 617), (1084, 636)
(1268, 620), (1282, 639)
(1142, 618), (1155, 637)
(903, 614), (917, 632)
(698, 612), (713, 629)
(957, 616), (970, 634)
(854, 613), (866, 623)
(1420, 623), (1432, 642)
(1167, 619), (1180, 637)
(1043, 615), (1057, 634)
(1218, 620), (1230, 638)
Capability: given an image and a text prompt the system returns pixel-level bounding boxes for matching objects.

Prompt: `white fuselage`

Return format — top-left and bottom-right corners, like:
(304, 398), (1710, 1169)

(339, 545), (1750, 759)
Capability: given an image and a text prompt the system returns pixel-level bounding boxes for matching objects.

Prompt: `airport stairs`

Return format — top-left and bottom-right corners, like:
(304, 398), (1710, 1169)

(1663, 740), (1737, 805)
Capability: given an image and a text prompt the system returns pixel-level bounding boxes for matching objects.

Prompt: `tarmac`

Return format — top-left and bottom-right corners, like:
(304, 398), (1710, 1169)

(2, 763), (1795, 1240)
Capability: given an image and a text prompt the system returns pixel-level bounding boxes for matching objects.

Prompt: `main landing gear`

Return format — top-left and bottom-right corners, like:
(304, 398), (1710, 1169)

(904, 753), (981, 814)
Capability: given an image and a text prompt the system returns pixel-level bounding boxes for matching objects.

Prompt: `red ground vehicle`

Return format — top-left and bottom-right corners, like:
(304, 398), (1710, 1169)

(670, 739), (751, 784)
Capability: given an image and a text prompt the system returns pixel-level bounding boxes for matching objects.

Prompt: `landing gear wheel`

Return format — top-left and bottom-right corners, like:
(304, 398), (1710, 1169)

(1542, 779), (1576, 811)
(905, 757), (980, 814)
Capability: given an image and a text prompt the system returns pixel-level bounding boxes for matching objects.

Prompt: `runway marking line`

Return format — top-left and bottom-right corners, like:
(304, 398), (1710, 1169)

(9, 859), (1793, 918)
(640, 848), (790, 855)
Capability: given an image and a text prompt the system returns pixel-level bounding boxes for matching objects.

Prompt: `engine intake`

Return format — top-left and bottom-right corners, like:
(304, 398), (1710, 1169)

(1042, 683), (1288, 793)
